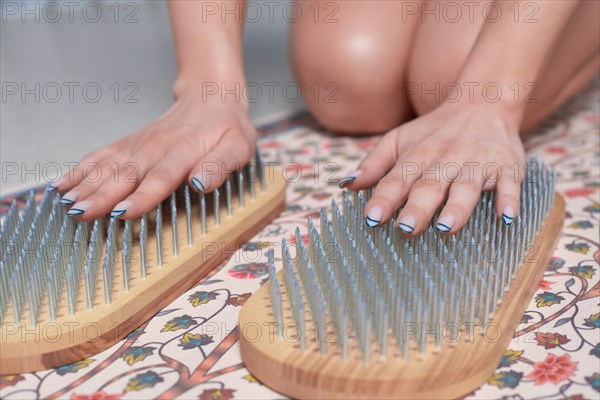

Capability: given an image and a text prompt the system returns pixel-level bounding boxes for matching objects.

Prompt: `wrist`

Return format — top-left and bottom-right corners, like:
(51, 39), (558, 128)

(441, 81), (530, 129)
(439, 100), (523, 137)
(172, 76), (250, 112)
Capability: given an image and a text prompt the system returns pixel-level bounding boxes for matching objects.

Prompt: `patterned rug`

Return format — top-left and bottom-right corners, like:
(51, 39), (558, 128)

(1, 82), (599, 399)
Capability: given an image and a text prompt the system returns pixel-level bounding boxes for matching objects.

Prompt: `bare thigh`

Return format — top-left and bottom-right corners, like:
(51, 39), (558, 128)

(408, 0), (600, 131)
(290, 0), (422, 134)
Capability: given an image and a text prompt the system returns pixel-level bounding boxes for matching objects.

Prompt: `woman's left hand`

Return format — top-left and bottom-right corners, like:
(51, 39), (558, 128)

(339, 103), (526, 235)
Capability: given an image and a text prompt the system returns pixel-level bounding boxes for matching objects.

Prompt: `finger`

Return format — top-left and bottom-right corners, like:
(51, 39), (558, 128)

(51, 142), (122, 192)
(65, 137), (171, 217)
(66, 162), (142, 221)
(396, 171), (451, 236)
(59, 155), (127, 207)
(188, 130), (254, 193)
(106, 150), (197, 220)
(496, 172), (521, 226)
(339, 131), (399, 190)
(363, 162), (422, 228)
(435, 178), (485, 234)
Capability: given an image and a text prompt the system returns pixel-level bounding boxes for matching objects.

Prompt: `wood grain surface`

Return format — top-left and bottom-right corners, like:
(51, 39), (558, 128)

(239, 194), (565, 399)
(1, 172), (286, 374)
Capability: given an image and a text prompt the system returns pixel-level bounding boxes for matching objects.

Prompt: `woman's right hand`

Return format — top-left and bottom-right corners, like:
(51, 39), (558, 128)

(51, 91), (257, 222)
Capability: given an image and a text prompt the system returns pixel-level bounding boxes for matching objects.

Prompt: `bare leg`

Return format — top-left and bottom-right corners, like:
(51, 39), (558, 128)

(290, 0), (422, 134)
(408, 0), (600, 131)
(522, 0), (600, 129)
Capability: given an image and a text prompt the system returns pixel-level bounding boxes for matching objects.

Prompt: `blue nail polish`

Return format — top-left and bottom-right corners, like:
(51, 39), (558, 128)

(397, 222), (414, 234)
(502, 213), (514, 225)
(435, 222), (452, 233)
(47, 185), (58, 192)
(111, 209), (126, 218)
(60, 198), (74, 205)
(338, 176), (356, 189)
(67, 208), (85, 216)
(191, 177), (206, 193)
(365, 216), (380, 228)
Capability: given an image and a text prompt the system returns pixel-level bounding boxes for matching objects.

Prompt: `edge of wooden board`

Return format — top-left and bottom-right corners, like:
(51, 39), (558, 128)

(0, 173), (286, 374)
(239, 194), (565, 399)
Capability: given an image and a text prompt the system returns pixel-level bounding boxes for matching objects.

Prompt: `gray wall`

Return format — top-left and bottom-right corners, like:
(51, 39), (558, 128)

(1, 0), (303, 194)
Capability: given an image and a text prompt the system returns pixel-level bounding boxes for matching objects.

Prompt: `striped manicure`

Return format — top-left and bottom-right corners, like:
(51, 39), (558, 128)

(111, 200), (131, 218)
(338, 170), (361, 189)
(67, 208), (85, 216)
(435, 215), (454, 233)
(365, 206), (382, 228)
(191, 175), (211, 193)
(49, 176), (66, 191)
(111, 210), (126, 218)
(398, 215), (416, 234)
(67, 200), (91, 217)
(60, 191), (78, 205)
(502, 205), (515, 225)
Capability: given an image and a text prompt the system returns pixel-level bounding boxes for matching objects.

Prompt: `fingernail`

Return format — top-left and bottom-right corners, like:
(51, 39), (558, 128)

(397, 215), (416, 234)
(49, 176), (66, 190)
(338, 170), (361, 188)
(60, 191), (79, 205)
(67, 200), (91, 217)
(502, 205), (515, 225)
(435, 214), (454, 233)
(191, 175), (211, 193)
(365, 206), (382, 228)
(111, 200), (132, 218)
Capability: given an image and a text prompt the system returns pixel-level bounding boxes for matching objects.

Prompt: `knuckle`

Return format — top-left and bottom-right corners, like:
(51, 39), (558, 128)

(359, 155), (387, 173)
(146, 168), (171, 187)
(403, 205), (428, 223)
(415, 176), (444, 192)
(498, 191), (519, 204)
(371, 194), (398, 214)
(176, 132), (199, 151)
(493, 147), (511, 160)
(406, 142), (429, 159)
(144, 130), (166, 147)
(472, 143), (496, 159)
(199, 156), (224, 174)
(379, 169), (406, 185)
(446, 203), (470, 223)
(116, 165), (141, 185)
(236, 139), (253, 161)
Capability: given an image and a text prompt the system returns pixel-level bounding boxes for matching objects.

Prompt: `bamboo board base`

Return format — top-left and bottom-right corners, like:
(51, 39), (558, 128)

(0, 172), (286, 374)
(239, 194), (565, 399)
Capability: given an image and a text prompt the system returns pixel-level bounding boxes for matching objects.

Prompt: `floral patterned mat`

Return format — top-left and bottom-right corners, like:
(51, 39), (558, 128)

(1, 82), (599, 399)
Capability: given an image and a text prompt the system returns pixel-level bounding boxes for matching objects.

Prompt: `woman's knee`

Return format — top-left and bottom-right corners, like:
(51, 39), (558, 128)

(290, 1), (417, 134)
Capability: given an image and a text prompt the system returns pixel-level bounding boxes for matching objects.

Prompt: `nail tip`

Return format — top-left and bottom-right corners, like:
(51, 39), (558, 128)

(191, 177), (206, 193)
(111, 209), (127, 218)
(502, 213), (514, 225)
(365, 217), (380, 228)
(67, 208), (84, 217)
(338, 176), (356, 189)
(435, 223), (452, 233)
(397, 223), (414, 234)
(60, 199), (74, 205)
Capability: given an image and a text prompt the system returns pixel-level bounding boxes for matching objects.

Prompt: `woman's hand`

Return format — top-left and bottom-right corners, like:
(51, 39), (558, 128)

(51, 92), (257, 222)
(340, 103), (526, 235)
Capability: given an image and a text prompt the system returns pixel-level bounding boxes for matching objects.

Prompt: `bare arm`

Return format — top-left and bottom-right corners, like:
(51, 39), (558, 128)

(457, 0), (580, 123)
(353, 0), (582, 235)
(54, 1), (256, 221)
(169, 0), (247, 97)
